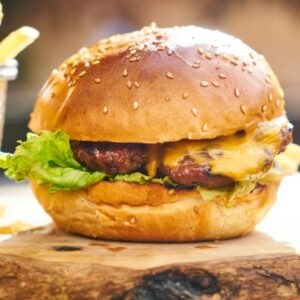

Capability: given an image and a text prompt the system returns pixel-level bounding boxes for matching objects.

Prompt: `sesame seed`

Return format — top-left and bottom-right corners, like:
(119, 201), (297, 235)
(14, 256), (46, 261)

(276, 99), (281, 107)
(212, 81), (220, 87)
(205, 53), (212, 59)
(215, 65), (221, 70)
(134, 81), (140, 88)
(166, 72), (174, 79)
(234, 88), (240, 97)
(265, 76), (271, 84)
(84, 62), (90, 67)
(253, 61), (257, 66)
(152, 40), (161, 45)
(202, 123), (208, 132)
(94, 78), (101, 83)
(79, 47), (88, 54)
(192, 63), (200, 68)
(168, 189), (175, 195)
(103, 106), (108, 114)
(182, 92), (188, 99)
(218, 73), (226, 79)
(129, 217), (136, 224)
(92, 60), (100, 65)
(52, 69), (58, 75)
(187, 131), (193, 139)
(261, 105), (268, 112)
(198, 47), (204, 55)
(122, 69), (128, 77)
(167, 49), (173, 56)
(136, 44), (145, 51)
(268, 94), (273, 102)
(200, 81), (209, 87)
(222, 54), (230, 61)
(129, 56), (137, 62)
(136, 56), (141, 61)
(78, 71), (86, 77)
(240, 105), (247, 114)
(191, 107), (198, 116)
(230, 59), (239, 65)
(156, 33), (163, 39)
(164, 97), (171, 102)
(128, 42), (136, 48)
(157, 44), (166, 51)
(125, 54), (131, 59)
(193, 206), (199, 214)
(70, 68), (76, 75)
(242, 61), (249, 66)
(279, 88), (284, 98)
(126, 81), (132, 89)
(133, 101), (139, 110)
(248, 68), (253, 74)
(130, 49), (137, 55)
(249, 52), (255, 59)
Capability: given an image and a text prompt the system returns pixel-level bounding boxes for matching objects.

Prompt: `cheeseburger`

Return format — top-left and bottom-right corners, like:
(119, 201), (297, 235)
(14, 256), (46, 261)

(1, 24), (300, 242)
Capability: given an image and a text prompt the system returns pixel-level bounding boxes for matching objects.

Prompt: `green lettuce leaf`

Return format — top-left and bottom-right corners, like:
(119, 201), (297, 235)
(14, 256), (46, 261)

(0, 131), (109, 191)
(196, 180), (256, 206)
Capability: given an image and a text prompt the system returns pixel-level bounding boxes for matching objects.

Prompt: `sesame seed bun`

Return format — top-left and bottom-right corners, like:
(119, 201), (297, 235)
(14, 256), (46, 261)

(31, 180), (279, 242)
(29, 25), (285, 143)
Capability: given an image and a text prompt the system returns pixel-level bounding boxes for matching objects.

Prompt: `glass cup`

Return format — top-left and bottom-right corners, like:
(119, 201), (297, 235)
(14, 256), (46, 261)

(0, 59), (18, 148)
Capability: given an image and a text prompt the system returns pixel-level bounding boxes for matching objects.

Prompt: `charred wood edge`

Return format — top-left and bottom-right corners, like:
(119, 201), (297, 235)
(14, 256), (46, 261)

(0, 254), (299, 299)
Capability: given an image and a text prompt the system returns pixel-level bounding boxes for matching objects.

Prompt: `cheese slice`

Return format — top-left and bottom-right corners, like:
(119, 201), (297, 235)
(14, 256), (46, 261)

(145, 144), (161, 177)
(160, 116), (290, 181)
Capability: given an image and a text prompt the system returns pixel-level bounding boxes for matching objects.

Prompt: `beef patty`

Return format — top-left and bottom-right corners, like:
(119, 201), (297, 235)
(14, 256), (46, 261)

(71, 141), (147, 174)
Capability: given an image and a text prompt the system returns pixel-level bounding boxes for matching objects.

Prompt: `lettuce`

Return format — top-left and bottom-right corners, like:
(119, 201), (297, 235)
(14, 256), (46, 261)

(196, 180), (256, 205)
(0, 131), (107, 191)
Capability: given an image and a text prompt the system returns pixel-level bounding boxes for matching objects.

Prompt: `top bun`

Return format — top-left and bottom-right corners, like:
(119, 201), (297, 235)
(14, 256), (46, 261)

(29, 24), (285, 143)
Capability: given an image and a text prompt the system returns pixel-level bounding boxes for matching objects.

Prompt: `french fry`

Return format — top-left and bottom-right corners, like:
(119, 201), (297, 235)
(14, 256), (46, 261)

(0, 3), (3, 26)
(0, 26), (39, 64)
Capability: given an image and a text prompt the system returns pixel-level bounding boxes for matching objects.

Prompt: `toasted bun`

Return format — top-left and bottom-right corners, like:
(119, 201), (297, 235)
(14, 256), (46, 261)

(29, 24), (285, 143)
(31, 180), (279, 242)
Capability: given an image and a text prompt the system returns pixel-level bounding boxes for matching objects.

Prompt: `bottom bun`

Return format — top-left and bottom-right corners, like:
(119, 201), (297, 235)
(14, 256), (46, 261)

(31, 180), (279, 242)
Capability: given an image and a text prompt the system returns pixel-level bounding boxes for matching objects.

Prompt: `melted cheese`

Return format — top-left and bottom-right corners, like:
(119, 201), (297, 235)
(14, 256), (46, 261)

(146, 144), (161, 177)
(262, 143), (300, 182)
(162, 116), (290, 181)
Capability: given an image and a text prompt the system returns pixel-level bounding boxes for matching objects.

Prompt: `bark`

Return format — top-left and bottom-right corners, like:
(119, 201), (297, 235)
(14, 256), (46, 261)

(0, 254), (299, 300)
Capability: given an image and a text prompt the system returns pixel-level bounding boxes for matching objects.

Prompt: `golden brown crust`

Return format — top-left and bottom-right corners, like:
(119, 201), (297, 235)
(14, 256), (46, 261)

(29, 25), (285, 143)
(31, 180), (279, 242)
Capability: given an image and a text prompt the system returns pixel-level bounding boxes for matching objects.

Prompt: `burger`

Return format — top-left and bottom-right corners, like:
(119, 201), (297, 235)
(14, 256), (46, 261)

(1, 24), (299, 242)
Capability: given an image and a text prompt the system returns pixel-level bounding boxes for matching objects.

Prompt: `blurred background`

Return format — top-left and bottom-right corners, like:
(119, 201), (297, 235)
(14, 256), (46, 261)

(0, 0), (299, 153)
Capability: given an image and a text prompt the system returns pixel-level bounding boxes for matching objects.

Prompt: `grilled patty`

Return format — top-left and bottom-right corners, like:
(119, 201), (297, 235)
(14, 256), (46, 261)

(71, 141), (147, 174)
(159, 157), (234, 188)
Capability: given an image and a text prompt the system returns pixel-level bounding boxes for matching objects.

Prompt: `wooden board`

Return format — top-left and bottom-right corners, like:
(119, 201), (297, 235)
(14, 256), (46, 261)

(0, 174), (299, 299)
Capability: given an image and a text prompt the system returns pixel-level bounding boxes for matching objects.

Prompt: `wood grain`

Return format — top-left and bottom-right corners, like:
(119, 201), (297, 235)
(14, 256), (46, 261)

(0, 252), (299, 300)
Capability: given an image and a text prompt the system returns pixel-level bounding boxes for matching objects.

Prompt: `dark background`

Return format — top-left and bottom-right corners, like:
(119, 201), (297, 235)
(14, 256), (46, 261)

(1, 0), (299, 152)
